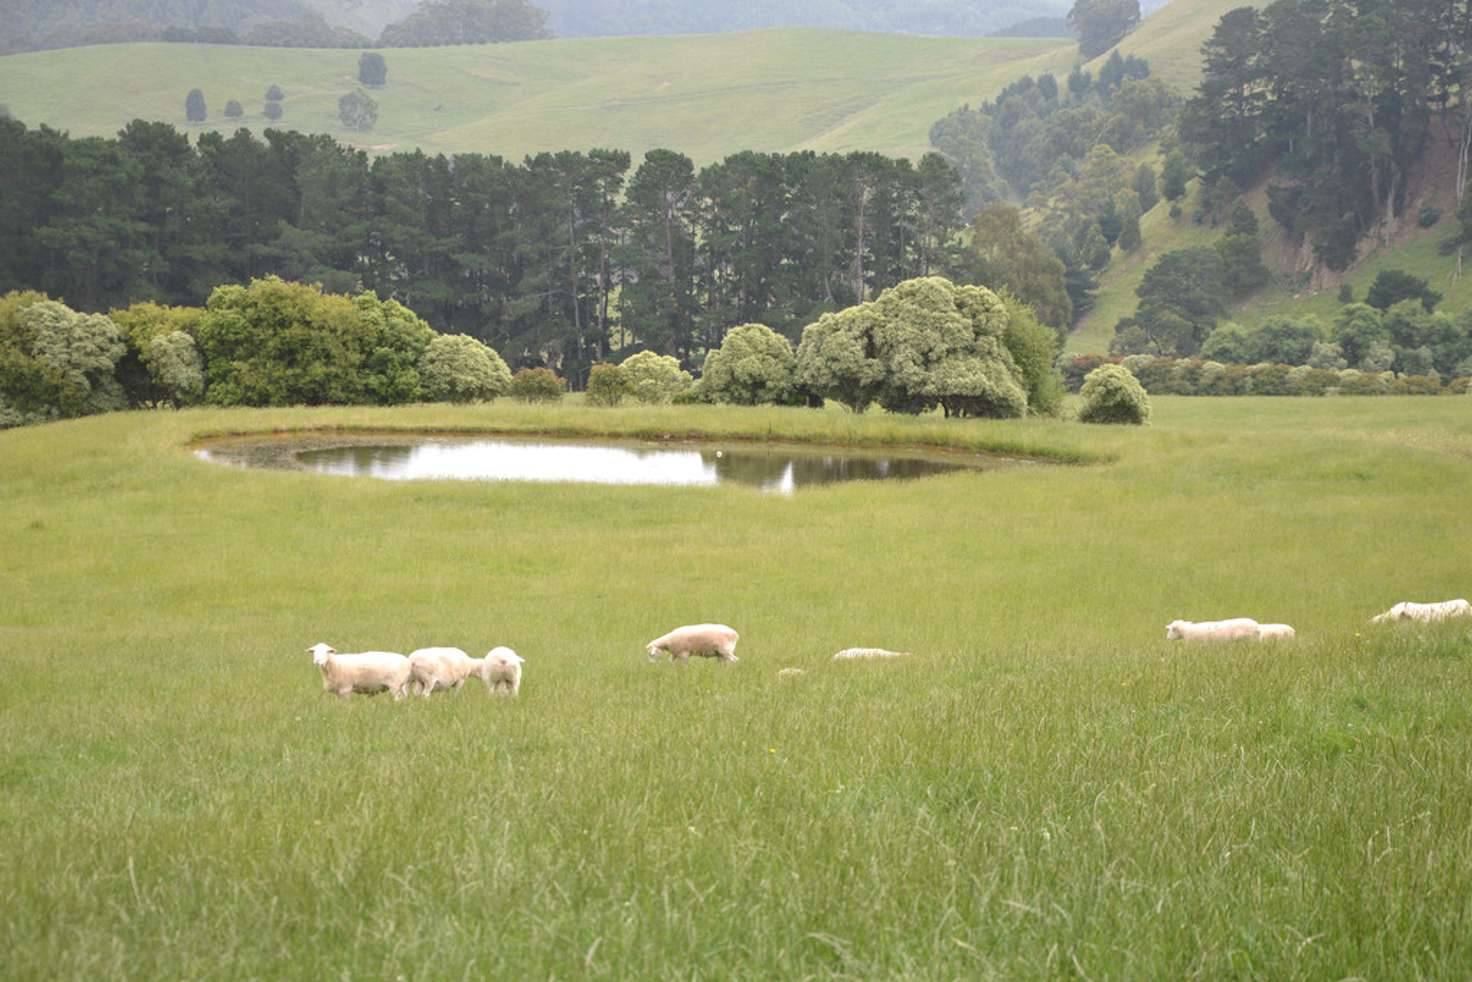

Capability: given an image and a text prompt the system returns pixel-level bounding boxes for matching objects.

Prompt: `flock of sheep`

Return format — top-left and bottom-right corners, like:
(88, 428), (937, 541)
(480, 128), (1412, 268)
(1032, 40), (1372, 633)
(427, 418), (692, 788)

(1167, 598), (1471, 643)
(309, 601), (1471, 700)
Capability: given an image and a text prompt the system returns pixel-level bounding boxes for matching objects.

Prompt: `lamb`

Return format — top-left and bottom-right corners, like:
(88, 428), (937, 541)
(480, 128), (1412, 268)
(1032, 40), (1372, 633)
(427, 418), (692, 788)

(1370, 599), (1472, 624)
(483, 646), (524, 696)
(1256, 623), (1297, 641)
(1165, 618), (1260, 642)
(646, 624), (739, 664)
(309, 643), (412, 700)
(409, 646), (525, 697)
(832, 648), (912, 661)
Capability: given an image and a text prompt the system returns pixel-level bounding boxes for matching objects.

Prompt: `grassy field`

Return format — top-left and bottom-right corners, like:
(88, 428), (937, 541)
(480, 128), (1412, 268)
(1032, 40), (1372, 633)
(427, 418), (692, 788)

(4, 397), (1472, 976)
(0, 31), (1070, 163)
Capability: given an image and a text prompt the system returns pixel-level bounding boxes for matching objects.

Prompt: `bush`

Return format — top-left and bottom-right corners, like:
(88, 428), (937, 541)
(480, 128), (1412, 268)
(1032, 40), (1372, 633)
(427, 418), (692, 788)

(699, 323), (795, 405)
(1061, 354), (1109, 392)
(1000, 295), (1064, 416)
(1418, 205), (1442, 228)
(620, 350), (692, 404)
(263, 102), (284, 122)
(585, 362), (632, 407)
(1078, 364), (1151, 424)
(795, 304), (886, 412)
(110, 301), (205, 407)
(197, 277), (435, 407)
(1337, 283), (1355, 304)
(1393, 373), (1443, 395)
(265, 84), (285, 101)
(1249, 362), (1294, 396)
(508, 367), (564, 402)
(0, 292), (127, 424)
(224, 100), (244, 119)
(419, 334), (511, 402)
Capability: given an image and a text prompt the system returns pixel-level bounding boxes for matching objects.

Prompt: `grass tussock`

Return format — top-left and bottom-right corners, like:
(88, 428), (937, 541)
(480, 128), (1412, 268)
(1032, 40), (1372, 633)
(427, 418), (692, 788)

(2, 397), (1472, 976)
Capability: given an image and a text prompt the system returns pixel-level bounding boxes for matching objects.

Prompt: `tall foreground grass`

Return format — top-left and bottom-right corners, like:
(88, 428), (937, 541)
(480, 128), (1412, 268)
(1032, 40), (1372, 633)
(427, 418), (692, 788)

(2, 398), (1471, 977)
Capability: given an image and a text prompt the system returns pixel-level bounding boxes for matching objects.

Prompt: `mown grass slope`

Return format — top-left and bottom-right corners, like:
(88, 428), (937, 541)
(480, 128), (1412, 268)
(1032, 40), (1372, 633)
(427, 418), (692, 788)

(0, 31), (1068, 162)
(3, 398), (1472, 976)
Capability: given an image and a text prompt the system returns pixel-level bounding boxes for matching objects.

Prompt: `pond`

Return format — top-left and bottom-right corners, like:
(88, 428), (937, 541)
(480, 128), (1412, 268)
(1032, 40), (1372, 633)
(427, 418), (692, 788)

(194, 434), (998, 493)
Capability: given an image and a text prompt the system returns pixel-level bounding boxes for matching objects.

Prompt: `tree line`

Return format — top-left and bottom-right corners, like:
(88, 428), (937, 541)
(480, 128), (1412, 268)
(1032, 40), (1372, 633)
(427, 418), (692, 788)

(0, 117), (967, 387)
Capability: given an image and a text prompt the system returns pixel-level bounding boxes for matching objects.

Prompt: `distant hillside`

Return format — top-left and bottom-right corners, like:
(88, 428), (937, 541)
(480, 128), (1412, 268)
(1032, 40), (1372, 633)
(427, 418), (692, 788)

(536, 0), (1070, 38)
(0, 31), (1071, 163)
(2, 0), (397, 52)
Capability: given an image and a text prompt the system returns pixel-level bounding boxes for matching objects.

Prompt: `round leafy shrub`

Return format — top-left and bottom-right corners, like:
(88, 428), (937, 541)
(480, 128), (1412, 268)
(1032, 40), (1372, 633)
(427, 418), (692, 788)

(0, 292), (127, 424)
(1078, 364), (1151, 425)
(586, 362), (632, 407)
(142, 331), (205, 407)
(700, 323), (795, 405)
(508, 367), (564, 403)
(1418, 205), (1442, 228)
(197, 277), (435, 407)
(620, 351), (692, 404)
(420, 334), (511, 403)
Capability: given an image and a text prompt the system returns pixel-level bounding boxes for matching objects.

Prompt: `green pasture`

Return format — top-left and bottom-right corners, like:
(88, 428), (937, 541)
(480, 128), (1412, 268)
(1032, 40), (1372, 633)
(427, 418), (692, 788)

(0, 30), (1069, 163)
(3, 397), (1472, 976)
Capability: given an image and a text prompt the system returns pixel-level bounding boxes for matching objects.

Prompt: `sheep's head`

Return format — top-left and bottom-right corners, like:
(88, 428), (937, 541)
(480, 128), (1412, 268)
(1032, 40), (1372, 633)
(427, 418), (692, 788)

(1165, 621), (1186, 640)
(308, 643), (336, 666)
(646, 642), (662, 662)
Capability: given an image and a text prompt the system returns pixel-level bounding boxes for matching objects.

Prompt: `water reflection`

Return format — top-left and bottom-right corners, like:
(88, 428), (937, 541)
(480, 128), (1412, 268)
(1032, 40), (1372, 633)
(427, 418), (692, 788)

(198, 437), (980, 492)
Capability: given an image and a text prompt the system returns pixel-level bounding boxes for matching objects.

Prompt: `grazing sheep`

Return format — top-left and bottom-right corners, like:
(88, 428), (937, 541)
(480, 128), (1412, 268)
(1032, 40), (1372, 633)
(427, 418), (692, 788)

(832, 648), (912, 661)
(483, 646), (524, 696)
(1165, 619), (1260, 642)
(646, 624), (740, 665)
(1371, 599), (1472, 624)
(1256, 624), (1297, 641)
(408, 647), (477, 698)
(410, 646), (524, 697)
(309, 643), (412, 700)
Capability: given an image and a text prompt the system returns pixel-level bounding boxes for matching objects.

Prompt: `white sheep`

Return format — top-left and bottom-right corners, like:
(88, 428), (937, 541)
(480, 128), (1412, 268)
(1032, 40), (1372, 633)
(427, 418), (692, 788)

(483, 646), (524, 696)
(646, 624), (740, 664)
(410, 646), (525, 697)
(408, 647), (477, 698)
(1165, 618), (1260, 642)
(309, 643), (412, 700)
(1256, 624), (1297, 641)
(832, 647), (912, 661)
(1371, 599), (1472, 624)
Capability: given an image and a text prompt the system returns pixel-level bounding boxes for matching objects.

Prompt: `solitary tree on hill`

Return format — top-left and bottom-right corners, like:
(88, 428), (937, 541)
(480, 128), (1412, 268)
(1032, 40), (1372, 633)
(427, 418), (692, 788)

(224, 100), (244, 119)
(265, 84), (284, 102)
(339, 89), (379, 131)
(263, 101), (283, 122)
(358, 52), (388, 87)
(185, 88), (207, 122)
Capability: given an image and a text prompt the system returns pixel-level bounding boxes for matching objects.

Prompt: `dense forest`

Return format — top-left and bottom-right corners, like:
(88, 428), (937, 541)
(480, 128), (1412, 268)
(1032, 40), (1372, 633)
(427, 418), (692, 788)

(0, 118), (969, 386)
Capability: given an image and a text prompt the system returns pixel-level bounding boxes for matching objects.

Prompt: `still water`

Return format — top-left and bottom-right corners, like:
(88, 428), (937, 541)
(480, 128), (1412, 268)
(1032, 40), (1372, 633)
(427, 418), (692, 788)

(196, 435), (986, 493)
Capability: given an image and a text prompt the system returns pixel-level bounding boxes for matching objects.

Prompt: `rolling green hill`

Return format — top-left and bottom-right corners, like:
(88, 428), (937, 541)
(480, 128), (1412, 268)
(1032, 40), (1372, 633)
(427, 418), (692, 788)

(0, 30), (1071, 163)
